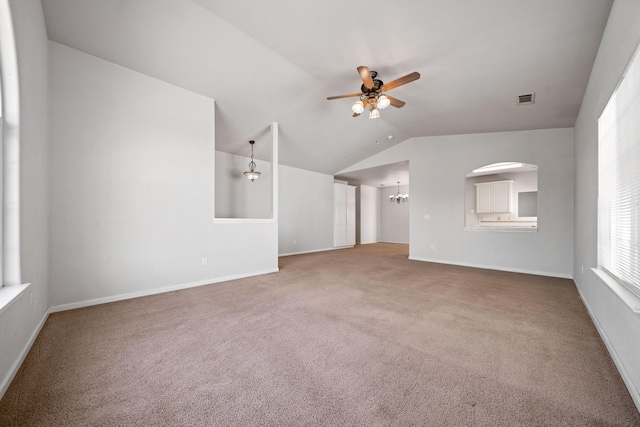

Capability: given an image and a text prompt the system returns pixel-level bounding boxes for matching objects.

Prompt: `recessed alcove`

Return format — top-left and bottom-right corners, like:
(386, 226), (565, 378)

(464, 162), (538, 232)
(214, 123), (278, 223)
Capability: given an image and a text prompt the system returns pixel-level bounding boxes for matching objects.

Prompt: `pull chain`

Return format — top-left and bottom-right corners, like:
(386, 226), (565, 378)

(375, 117), (379, 144)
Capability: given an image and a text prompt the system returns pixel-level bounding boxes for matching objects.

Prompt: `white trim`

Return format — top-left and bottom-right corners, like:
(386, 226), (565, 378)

(408, 256), (573, 279)
(576, 285), (640, 412)
(212, 218), (277, 224)
(592, 268), (640, 317)
(0, 307), (50, 400)
(380, 240), (410, 244)
(279, 247), (342, 257)
(271, 122), (278, 221)
(0, 282), (29, 314)
(50, 268), (280, 313)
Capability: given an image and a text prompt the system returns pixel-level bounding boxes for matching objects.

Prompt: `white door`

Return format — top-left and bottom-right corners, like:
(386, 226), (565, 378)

(346, 186), (356, 246)
(334, 183), (347, 247)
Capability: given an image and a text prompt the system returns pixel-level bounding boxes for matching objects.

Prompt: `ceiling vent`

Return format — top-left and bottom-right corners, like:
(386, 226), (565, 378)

(517, 93), (535, 105)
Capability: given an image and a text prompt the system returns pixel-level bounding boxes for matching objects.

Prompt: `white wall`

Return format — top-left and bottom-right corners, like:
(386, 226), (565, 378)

(358, 185), (379, 244)
(49, 42), (277, 309)
(340, 128), (574, 278)
(379, 185), (410, 244)
(278, 164), (334, 256)
(0, 0), (49, 398)
(573, 0), (640, 410)
(215, 151), (272, 219)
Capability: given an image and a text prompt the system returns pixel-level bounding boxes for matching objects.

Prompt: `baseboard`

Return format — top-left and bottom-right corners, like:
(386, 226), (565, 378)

(50, 268), (280, 313)
(379, 241), (409, 244)
(575, 285), (640, 412)
(408, 256), (573, 279)
(280, 243), (407, 256)
(279, 247), (341, 257)
(0, 307), (50, 400)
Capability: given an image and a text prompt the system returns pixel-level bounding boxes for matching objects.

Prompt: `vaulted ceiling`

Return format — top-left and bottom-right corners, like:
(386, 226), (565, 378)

(41, 0), (612, 177)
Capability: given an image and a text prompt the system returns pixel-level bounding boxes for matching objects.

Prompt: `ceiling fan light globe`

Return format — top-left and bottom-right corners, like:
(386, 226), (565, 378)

(369, 108), (380, 119)
(377, 95), (390, 109)
(352, 100), (364, 114)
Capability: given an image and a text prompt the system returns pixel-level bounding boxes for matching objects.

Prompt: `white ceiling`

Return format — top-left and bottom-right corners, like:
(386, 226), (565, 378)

(41, 0), (612, 181)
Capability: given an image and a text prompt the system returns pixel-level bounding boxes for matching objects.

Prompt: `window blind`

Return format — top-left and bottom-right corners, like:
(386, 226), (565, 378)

(598, 43), (640, 299)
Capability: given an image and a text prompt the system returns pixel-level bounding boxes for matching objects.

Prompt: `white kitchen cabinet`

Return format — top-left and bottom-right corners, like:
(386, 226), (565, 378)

(334, 182), (356, 247)
(475, 180), (513, 213)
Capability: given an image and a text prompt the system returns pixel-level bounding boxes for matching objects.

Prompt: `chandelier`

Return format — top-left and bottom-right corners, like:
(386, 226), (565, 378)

(243, 140), (261, 181)
(389, 181), (408, 204)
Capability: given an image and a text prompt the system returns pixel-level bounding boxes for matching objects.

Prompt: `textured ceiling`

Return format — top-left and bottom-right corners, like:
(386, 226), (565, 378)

(41, 0), (612, 181)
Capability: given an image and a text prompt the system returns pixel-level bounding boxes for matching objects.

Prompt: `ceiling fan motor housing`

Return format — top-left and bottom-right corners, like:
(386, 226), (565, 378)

(361, 72), (383, 96)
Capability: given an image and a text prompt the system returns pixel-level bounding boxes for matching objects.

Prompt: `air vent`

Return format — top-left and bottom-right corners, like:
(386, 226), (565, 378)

(517, 93), (535, 105)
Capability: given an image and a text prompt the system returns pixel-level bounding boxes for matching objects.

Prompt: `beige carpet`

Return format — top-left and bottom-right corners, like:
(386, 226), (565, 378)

(1, 243), (638, 426)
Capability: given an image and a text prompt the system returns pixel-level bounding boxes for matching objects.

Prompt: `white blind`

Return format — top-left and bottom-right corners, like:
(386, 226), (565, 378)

(598, 43), (640, 299)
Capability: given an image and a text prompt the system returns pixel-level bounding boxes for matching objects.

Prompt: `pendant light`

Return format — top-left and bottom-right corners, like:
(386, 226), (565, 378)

(243, 140), (261, 182)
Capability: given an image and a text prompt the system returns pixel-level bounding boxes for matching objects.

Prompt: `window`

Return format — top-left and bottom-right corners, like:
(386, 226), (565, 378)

(598, 43), (640, 300)
(0, 0), (22, 290)
(0, 75), (3, 288)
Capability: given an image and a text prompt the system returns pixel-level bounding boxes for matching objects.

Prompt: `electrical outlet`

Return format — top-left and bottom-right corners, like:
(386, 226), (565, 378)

(429, 243), (436, 250)
(202, 257), (207, 266)
(581, 265), (584, 274)
(424, 214), (430, 220)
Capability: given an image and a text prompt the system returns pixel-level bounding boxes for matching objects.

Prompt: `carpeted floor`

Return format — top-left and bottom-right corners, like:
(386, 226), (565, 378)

(1, 243), (639, 426)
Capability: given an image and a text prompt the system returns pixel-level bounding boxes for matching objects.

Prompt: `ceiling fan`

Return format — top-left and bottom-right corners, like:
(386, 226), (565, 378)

(327, 66), (420, 119)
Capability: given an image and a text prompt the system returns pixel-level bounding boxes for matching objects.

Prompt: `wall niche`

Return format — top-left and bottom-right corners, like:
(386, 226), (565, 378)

(464, 162), (538, 231)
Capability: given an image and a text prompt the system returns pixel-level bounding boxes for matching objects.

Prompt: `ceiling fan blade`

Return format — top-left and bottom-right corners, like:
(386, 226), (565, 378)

(386, 95), (406, 108)
(327, 93), (362, 100)
(357, 66), (374, 89)
(352, 112), (361, 117)
(381, 72), (420, 91)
